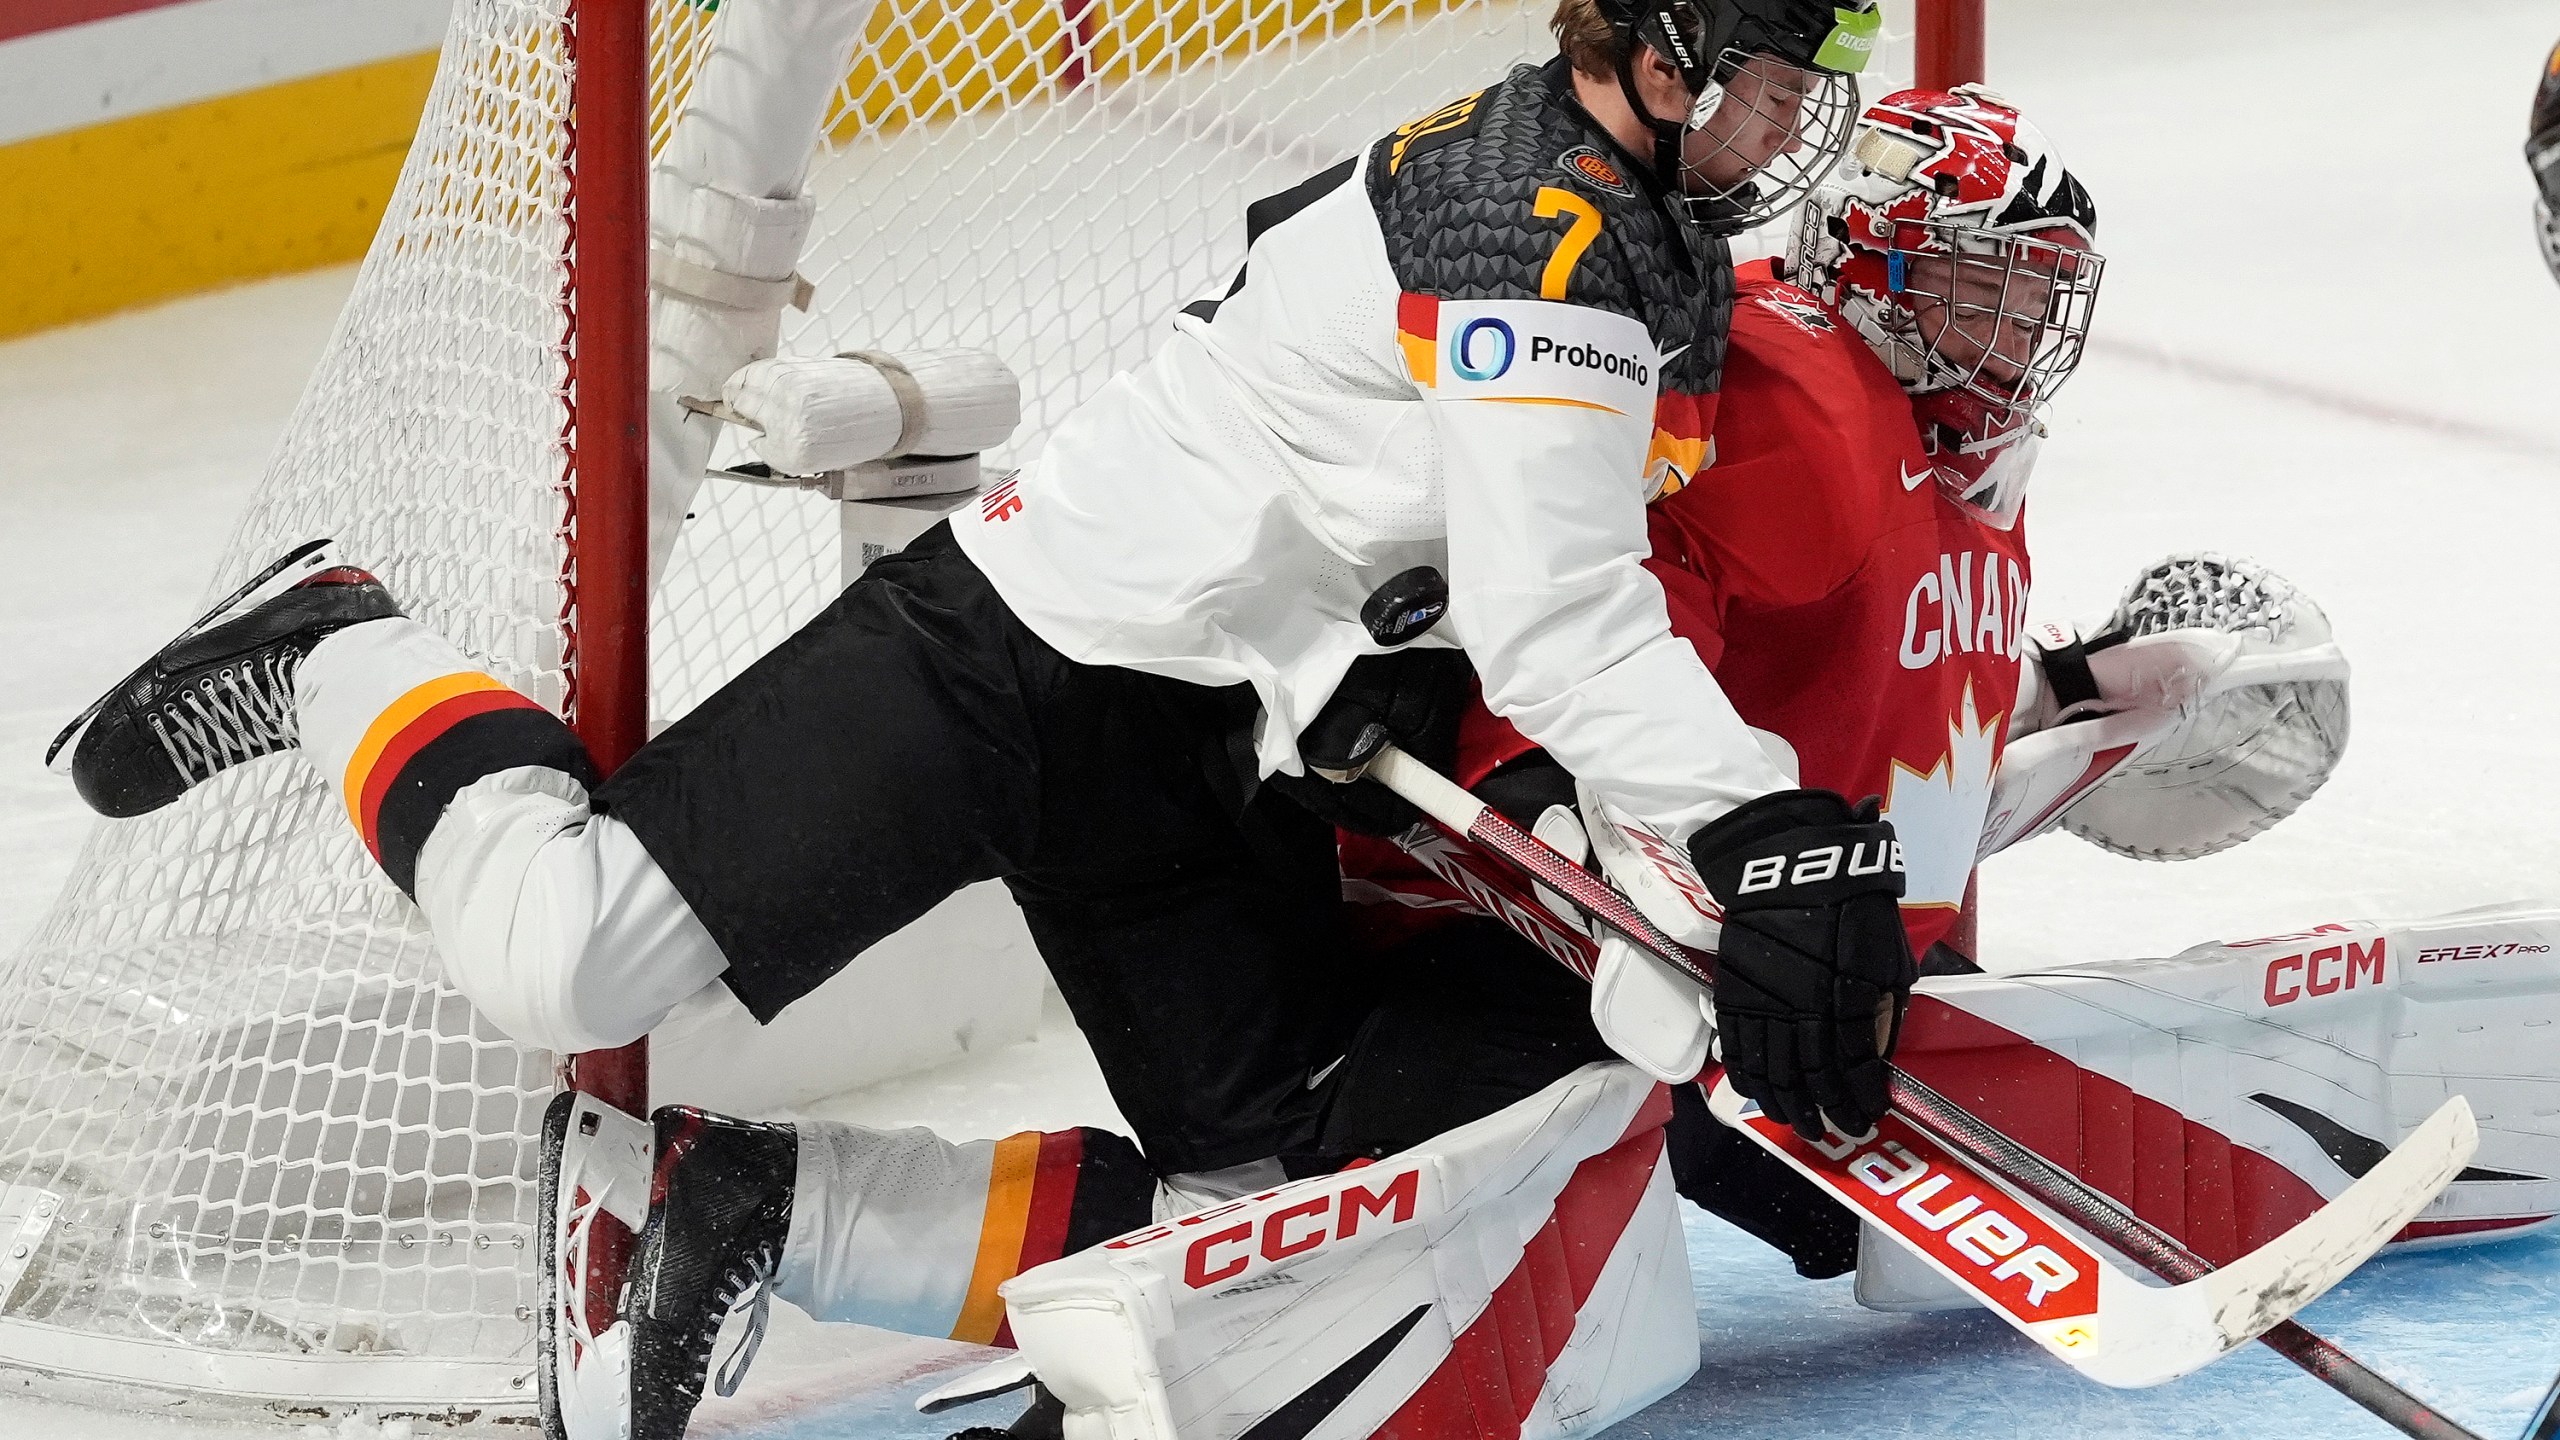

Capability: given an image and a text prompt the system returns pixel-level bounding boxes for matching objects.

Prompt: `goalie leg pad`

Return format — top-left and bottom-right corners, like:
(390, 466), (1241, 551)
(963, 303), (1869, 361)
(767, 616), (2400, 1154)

(1001, 1064), (1697, 1440)
(1861, 902), (2560, 1316)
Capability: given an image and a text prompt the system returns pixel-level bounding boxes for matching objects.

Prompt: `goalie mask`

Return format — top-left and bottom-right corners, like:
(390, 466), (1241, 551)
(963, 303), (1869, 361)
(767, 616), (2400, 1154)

(1794, 86), (2104, 529)
(1591, 0), (1880, 234)
(2531, 39), (2560, 285)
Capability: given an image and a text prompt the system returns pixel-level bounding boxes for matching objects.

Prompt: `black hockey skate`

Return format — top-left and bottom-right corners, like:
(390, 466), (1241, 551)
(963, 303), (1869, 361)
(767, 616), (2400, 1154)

(626, 1105), (797, 1440)
(539, 1091), (653, 1440)
(49, 539), (400, 817)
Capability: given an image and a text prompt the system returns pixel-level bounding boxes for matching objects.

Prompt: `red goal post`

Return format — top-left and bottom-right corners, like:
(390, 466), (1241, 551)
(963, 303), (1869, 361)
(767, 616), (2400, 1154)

(563, 0), (652, 1339)
(1917, 0), (1986, 93)
(1916, 0), (1988, 965)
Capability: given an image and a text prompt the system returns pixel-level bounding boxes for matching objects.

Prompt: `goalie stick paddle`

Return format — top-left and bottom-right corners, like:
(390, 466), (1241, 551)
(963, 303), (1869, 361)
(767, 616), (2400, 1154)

(1360, 744), (2485, 1438)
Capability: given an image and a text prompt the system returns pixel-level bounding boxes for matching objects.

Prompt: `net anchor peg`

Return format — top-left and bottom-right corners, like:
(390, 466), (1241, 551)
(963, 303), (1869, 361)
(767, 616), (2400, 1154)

(0, 1185), (62, 1303)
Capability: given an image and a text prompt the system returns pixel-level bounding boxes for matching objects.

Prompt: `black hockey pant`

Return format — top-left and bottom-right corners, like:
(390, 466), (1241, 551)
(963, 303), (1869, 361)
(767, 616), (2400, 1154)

(598, 523), (1367, 1175)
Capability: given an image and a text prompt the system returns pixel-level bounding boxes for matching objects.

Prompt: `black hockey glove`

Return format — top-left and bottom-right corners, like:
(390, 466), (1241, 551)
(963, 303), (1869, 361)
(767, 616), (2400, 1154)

(1691, 789), (1918, 1142)
(1266, 649), (1473, 837)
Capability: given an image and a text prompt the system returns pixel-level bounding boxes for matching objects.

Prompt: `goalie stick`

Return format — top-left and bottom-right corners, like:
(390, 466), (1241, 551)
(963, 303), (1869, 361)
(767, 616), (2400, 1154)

(1360, 744), (2484, 1438)
(2527, 1372), (2560, 1440)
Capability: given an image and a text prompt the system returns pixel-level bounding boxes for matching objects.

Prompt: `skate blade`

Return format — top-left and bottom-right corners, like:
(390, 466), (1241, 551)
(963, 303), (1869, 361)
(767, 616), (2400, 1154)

(44, 539), (339, 774)
(916, 1354), (1038, 1414)
(539, 1091), (652, 1440)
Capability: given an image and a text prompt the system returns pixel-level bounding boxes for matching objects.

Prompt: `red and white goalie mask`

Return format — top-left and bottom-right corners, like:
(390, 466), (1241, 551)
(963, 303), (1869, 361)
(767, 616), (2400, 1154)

(1792, 85), (2104, 529)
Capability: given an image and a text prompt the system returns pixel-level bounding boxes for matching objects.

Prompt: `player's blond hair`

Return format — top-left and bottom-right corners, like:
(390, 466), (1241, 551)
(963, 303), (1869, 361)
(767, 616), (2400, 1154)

(1551, 0), (1621, 80)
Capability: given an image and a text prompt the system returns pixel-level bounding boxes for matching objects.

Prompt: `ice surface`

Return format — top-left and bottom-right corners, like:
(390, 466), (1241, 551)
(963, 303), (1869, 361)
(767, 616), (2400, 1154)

(6, 0), (2560, 1434)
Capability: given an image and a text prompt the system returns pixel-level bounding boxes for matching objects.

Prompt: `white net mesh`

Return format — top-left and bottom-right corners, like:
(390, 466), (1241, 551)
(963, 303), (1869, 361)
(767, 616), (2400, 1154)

(0, 0), (1541, 1414)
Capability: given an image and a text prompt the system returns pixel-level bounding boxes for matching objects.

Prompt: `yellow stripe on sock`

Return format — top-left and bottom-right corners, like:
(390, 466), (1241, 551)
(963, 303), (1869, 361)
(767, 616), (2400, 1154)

(341, 671), (512, 826)
(951, 1131), (1044, 1345)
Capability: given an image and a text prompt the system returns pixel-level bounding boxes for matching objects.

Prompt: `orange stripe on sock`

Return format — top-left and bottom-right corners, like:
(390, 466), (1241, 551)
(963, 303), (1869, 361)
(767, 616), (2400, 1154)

(348, 688), (543, 856)
(952, 1131), (1044, 1346)
(341, 672), (512, 826)
(990, 1129), (1087, 1348)
(355, 688), (544, 855)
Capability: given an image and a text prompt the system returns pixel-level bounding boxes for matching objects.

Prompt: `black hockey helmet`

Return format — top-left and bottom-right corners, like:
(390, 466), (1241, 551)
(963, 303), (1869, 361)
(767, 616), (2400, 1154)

(2530, 38), (2560, 283)
(1591, 0), (1880, 232)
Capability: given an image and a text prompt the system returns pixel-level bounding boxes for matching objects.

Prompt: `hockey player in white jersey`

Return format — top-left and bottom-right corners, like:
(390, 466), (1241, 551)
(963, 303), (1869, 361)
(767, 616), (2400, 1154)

(51, 1), (1892, 1436)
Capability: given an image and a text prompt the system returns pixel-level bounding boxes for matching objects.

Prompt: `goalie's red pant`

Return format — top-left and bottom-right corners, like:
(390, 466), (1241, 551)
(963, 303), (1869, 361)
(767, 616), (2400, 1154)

(298, 523), (1359, 1177)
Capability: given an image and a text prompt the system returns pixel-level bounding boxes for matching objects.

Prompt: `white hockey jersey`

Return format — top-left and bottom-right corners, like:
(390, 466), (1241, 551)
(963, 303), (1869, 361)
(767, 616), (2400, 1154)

(953, 61), (1792, 840)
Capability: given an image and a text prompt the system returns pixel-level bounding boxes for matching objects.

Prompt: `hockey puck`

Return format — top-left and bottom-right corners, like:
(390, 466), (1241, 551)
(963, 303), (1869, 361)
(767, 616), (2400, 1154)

(1360, 566), (1448, 647)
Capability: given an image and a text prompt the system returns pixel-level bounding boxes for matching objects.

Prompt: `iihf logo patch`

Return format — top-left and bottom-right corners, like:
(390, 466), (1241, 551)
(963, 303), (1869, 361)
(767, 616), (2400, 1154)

(1558, 146), (1634, 197)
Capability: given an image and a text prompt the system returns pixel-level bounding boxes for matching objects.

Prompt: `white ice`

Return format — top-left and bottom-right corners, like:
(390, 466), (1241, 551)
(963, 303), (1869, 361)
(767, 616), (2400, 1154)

(5, 0), (2560, 1435)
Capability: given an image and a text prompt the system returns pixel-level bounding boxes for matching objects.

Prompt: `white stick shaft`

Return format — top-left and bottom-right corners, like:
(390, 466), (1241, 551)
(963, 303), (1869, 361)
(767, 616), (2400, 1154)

(1365, 746), (1487, 834)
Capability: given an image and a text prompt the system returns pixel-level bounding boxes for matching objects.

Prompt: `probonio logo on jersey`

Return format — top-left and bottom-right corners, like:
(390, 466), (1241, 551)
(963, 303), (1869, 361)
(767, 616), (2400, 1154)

(1449, 316), (1515, 380)
(1397, 293), (1659, 417)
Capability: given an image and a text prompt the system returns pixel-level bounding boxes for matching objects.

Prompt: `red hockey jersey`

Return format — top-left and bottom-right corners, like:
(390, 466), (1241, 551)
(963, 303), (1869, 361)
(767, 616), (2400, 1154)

(1347, 262), (2032, 954)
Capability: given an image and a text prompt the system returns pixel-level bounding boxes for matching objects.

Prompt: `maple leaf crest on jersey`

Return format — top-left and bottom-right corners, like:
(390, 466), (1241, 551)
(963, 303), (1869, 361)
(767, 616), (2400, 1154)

(1752, 283), (1838, 336)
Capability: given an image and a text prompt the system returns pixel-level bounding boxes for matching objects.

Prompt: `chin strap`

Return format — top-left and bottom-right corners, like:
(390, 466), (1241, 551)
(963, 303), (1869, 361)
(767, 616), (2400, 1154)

(1612, 50), (1687, 195)
(1607, 30), (1755, 235)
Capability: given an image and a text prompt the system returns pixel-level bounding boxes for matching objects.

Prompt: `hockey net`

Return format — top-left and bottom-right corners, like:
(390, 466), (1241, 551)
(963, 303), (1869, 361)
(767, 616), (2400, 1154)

(0, 0), (1546, 1418)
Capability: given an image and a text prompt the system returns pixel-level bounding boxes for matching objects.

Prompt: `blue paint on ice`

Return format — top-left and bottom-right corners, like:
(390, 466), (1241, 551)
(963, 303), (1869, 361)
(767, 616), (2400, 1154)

(726, 1218), (2560, 1440)
(1636, 1213), (2560, 1440)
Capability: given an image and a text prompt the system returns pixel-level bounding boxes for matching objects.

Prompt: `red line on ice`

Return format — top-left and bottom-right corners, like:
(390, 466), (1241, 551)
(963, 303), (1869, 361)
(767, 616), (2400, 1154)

(2095, 336), (2560, 465)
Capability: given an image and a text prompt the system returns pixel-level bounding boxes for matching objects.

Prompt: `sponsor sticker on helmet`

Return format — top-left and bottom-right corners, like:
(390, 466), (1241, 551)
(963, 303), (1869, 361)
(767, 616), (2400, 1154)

(1814, 5), (1883, 74)
(1558, 145), (1635, 197)
(1397, 294), (1659, 416)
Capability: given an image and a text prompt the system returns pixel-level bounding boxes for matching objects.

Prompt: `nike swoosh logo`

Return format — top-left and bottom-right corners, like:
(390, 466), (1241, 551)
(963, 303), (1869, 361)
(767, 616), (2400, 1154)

(2250, 1093), (2540, 1184)
(1901, 461), (1931, 491)
(1237, 1304), (1430, 1440)
(1307, 1055), (1347, 1091)
(1661, 343), (1691, 365)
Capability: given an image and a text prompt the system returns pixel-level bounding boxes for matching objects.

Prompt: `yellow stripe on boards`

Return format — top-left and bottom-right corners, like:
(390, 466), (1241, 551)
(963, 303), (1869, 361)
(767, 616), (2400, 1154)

(952, 1131), (1045, 1344)
(4, 0), (1487, 339)
(341, 672), (513, 827)
(0, 50), (437, 339)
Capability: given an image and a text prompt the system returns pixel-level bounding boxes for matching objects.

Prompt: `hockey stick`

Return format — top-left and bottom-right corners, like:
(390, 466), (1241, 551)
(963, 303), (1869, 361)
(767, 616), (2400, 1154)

(1361, 744), (2482, 1435)
(2524, 1368), (2560, 1440)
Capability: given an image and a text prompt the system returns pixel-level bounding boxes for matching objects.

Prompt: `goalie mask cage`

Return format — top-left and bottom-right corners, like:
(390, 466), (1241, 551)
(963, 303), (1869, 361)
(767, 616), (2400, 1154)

(0, 0), (1548, 1418)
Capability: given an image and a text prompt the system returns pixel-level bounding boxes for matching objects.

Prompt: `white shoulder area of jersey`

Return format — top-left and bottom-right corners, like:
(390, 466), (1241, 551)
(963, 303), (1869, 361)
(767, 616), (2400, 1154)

(1397, 293), (1660, 418)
